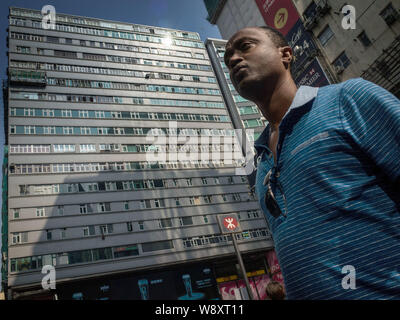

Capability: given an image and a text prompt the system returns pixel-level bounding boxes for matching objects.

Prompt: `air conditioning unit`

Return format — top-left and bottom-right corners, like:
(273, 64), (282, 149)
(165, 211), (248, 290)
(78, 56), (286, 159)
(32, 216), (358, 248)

(335, 65), (345, 74)
(383, 13), (399, 26)
(304, 16), (317, 30)
(316, 0), (331, 15)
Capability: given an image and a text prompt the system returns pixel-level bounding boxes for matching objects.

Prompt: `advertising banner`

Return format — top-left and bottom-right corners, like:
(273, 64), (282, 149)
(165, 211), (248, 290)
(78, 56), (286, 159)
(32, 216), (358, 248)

(175, 264), (219, 300)
(255, 0), (299, 36)
(59, 264), (219, 300)
(218, 274), (271, 300)
(295, 57), (331, 88)
(253, 274), (271, 300)
(265, 250), (285, 286)
(286, 19), (317, 72)
(218, 281), (242, 300)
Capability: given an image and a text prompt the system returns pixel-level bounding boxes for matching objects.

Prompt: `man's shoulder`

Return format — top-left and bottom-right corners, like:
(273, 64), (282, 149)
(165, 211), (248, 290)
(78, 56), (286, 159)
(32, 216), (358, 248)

(318, 77), (382, 100)
(317, 77), (366, 95)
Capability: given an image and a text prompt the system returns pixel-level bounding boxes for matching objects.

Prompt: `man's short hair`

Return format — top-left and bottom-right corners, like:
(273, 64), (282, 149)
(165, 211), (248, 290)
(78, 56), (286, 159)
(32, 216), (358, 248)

(265, 281), (286, 300)
(257, 25), (289, 48)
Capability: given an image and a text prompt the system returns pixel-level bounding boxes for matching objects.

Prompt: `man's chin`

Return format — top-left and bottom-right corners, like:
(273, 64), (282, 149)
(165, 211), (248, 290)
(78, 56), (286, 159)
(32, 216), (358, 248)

(237, 79), (254, 100)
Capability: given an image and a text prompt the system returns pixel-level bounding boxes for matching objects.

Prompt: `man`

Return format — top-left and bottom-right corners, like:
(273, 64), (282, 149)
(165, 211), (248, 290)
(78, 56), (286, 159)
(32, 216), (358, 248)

(224, 26), (400, 299)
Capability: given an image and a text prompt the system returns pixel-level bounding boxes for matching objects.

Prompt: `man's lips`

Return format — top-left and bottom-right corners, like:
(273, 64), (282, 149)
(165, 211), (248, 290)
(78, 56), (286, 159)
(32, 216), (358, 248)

(233, 66), (248, 83)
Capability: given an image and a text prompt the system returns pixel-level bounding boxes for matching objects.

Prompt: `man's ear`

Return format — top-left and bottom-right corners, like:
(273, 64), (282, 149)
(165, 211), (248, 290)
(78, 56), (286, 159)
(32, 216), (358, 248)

(280, 46), (293, 70)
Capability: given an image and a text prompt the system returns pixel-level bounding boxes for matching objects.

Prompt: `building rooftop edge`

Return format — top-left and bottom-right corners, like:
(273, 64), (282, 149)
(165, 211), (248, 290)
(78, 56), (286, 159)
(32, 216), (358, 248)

(8, 6), (202, 38)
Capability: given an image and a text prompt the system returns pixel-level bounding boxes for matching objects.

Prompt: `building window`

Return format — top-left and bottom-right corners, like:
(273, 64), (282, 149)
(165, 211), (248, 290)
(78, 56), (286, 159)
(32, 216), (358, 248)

(113, 244), (139, 258)
(46, 230), (52, 240)
(318, 25), (334, 46)
(357, 31), (372, 47)
(303, 1), (317, 20)
(12, 232), (28, 244)
(232, 193), (241, 202)
(60, 229), (67, 239)
(333, 51), (351, 72)
(180, 216), (193, 226)
(127, 222), (133, 232)
(154, 199), (165, 208)
(138, 221), (144, 230)
(124, 201), (129, 210)
(98, 202), (111, 212)
(159, 218), (173, 228)
(142, 240), (174, 252)
(16, 46), (31, 54)
(13, 209), (20, 219)
(139, 199), (151, 209)
(80, 204), (88, 214)
(380, 3), (399, 26)
(36, 207), (46, 217)
(99, 224), (113, 235)
(83, 226), (95, 236)
(57, 205), (64, 215)
(203, 195), (212, 204)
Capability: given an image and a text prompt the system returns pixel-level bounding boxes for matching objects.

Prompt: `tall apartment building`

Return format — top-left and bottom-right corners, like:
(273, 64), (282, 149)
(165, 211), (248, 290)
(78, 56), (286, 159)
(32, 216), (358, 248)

(2, 7), (274, 300)
(205, 38), (267, 143)
(204, 0), (400, 97)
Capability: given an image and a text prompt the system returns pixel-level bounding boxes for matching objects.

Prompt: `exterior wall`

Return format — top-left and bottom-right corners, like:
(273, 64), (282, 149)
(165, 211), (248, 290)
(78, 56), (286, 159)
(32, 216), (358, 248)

(216, 0), (265, 39)
(5, 7), (273, 294)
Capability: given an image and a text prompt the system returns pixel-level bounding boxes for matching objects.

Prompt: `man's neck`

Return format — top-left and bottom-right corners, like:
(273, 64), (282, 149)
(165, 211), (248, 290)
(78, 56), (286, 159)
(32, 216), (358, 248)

(257, 75), (298, 129)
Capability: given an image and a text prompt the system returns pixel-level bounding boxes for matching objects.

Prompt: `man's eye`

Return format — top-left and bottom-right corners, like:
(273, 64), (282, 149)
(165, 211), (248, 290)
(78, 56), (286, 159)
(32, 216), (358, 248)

(241, 42), (252, 50)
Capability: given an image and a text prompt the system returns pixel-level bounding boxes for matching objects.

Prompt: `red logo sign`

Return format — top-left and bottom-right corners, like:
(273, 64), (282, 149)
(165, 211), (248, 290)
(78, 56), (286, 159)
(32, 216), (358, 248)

(255, 0), (300, 36)
(223, 217), (239, 231)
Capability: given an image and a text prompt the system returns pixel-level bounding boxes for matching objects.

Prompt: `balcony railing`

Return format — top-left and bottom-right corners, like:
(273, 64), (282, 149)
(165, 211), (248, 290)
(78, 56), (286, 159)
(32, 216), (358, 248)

(361, 35), (400, 98)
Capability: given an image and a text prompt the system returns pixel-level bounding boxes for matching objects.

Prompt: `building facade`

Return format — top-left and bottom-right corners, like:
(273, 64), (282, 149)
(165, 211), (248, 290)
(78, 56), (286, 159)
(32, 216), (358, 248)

(204, 0), (400, 97)
(293, 0), (400, 97)
(3, 7), (275, 299)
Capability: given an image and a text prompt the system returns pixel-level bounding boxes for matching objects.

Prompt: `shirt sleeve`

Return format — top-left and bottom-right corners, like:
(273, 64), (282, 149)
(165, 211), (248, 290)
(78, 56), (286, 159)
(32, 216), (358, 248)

(339, 78), (400, 183)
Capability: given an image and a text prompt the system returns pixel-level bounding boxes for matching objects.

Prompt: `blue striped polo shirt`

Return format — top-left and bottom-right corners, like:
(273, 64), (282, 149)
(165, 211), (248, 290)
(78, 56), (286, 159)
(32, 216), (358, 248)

(254, 78), (400, 299)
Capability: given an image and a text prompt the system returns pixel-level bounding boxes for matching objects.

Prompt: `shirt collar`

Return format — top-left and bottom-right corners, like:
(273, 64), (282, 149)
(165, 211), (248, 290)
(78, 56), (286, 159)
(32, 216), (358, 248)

(254, 86), (319, 149)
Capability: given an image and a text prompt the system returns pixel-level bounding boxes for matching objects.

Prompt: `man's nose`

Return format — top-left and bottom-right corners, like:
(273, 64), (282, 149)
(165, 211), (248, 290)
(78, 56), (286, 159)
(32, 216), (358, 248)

(227, 51), (243, 70)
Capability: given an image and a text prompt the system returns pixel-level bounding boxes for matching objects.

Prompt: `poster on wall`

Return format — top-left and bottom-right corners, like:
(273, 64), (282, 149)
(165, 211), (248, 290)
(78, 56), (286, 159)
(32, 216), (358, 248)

(175, 264), (219, 300)
(110, 270), (177, 300)
(265, 250), (285, 286)
(218, 280), (242, 300)
(286, 19), (317, 72)
(218, 274), (271, 300)
(253, 274), (271, 300)
(295, 58), (331, 88)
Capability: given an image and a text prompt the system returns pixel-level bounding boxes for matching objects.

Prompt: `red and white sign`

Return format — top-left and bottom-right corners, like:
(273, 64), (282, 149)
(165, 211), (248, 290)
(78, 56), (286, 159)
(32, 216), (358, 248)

(223, 217), (239, 231)
(217, 213), (242, 234)
(255, 0), (300, 36)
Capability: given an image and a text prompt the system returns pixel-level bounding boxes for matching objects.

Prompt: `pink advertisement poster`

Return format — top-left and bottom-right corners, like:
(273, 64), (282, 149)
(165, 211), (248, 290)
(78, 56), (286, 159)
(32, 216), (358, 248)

(218, 281), (242, 300)
(265, 250), (285, 286)
(218, 275), (271, 300)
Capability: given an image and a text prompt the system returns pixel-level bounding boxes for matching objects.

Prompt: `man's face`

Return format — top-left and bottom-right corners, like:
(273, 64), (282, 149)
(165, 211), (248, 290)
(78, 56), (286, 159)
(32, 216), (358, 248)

(224, 28), (284, 101)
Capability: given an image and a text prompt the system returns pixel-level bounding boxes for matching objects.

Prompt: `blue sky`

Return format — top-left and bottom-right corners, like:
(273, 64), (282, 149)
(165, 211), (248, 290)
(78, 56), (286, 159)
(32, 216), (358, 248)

(0, 0), (222, 291)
